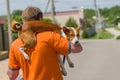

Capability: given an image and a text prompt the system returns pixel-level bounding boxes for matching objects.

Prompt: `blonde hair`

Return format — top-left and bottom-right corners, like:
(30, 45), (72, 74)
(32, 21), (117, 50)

(22, 6), (43, 22)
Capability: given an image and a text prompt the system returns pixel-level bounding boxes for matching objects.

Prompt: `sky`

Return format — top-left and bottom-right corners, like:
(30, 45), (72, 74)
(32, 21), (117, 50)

(0, 0), (120, 15)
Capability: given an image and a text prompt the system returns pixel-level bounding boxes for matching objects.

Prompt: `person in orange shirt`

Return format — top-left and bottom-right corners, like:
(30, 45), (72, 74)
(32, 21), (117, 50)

(7, 6), (83, 80)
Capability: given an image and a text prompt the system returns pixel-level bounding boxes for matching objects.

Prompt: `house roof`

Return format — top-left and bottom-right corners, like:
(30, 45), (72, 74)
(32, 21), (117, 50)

(0, 18), (5, 24)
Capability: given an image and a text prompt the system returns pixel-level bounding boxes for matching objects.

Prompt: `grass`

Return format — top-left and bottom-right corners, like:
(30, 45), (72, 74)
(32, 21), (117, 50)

(90, 30), (114, 39)
(114, 26), (120, 31)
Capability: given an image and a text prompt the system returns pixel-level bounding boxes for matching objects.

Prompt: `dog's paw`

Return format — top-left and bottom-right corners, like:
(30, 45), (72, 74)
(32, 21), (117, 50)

(24, 54), (30, 61)
(19, 46), (30, 61)
(61, 70), (67, 76)
(69, 62), (74, 68)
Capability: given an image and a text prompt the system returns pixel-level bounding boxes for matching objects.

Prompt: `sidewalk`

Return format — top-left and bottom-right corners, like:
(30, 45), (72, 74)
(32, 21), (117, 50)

(105, 28), (120, 39)
(0, 51), (8, 60)
(0, 58), (23, 80)
(0, 58), (9, 80)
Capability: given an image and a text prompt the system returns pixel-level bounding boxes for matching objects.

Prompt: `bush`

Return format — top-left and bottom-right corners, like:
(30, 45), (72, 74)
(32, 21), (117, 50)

(43, 18), (53, 23)
(65, 17), (78, 28)
(85, 20), (92, 28)
(82, 30), (88, 38)
(90, 30), (114, 39)
(12, 32), (18, 40)
(116, 35), (120, 39)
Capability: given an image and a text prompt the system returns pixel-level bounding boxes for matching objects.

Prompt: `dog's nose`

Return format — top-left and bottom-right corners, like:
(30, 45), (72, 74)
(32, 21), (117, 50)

(75, 41), (79, 44)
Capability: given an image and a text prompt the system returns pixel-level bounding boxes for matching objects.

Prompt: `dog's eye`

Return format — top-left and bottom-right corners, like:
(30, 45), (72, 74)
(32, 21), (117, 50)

(70, 34), (74, 36)
(77, 34), (79, 37)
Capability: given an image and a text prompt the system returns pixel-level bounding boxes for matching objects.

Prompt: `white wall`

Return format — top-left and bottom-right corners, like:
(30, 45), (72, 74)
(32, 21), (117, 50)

(44, 10), (84, 27)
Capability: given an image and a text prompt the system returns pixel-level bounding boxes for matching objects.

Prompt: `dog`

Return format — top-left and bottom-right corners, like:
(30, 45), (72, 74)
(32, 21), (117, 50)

(11, 20), (81, 76)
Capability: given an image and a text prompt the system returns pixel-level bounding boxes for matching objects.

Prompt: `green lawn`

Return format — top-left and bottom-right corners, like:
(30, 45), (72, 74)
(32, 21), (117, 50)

(90, 30), (114, 39)
(114, 26), (120, 31)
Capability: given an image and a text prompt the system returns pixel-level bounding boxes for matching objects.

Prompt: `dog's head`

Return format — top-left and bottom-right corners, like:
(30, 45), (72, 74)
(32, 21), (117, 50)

(62, 26), (81, 45)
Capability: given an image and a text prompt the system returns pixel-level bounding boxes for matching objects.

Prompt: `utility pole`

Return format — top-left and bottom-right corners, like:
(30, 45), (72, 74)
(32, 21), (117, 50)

(6, 0), (12, 46)
(94, 0), (101, 39)
(44, 0), (57, 24)
(44, 0), (50, 14)
(51, 0), (57, 24)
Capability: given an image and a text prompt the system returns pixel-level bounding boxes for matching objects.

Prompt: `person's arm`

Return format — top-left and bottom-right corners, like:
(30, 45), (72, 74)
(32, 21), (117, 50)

(7, 68), (19, 80)
(69, 41), (83, 53)
(7, 42), (20, 80)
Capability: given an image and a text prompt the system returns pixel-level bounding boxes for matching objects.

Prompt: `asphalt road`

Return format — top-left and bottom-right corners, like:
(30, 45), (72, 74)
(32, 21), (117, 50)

(1, 39), (120, 80)
(64, 39), (120, 80)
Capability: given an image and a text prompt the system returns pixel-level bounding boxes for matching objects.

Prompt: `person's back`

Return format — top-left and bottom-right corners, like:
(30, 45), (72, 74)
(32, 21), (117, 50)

(9, 31), (68, 80)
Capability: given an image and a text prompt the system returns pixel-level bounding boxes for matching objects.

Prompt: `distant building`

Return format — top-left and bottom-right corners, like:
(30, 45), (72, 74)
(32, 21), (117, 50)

(0, 18), (5, 24)
(44, 8), (84, 26)
(0, 17), (8, 51)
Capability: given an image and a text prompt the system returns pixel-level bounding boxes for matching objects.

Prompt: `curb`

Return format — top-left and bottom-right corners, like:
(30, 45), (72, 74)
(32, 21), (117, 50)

(0, 51), (8, 60)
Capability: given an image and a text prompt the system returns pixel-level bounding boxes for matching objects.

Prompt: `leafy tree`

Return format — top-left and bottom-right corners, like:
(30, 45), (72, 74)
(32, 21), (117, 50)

(12, 10), (23, 15)
(84, 6), (120, 26)
(109, 5), (120, 17)
(84, 9), (95, 19)
(11, 10), (23, 24)
(109, 6), (120, 25)
(100, 5), (120, 25)
(113, 16), (120, 25)
(100, 8), (109, 17)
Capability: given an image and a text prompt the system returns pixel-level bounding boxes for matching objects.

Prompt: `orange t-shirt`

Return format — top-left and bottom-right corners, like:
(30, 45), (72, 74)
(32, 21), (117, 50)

(8, 32), (69, 80)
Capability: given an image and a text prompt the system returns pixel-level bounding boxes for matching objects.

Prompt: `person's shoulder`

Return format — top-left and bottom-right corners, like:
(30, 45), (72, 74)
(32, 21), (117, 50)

(36, 31), (54, 37)
(11, 38), (23, 47)
(36, 31), (60, 42)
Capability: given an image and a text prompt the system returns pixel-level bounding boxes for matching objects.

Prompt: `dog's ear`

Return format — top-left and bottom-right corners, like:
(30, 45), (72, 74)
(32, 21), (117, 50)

(62, 26), (70, 33)
(61, 26), (70, 39)
(76, 26), (81, 31)
(11, 20), (22, 32)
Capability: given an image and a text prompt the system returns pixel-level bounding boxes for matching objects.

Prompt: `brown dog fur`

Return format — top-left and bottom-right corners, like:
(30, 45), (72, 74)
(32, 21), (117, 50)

(11, 20), (71, 48)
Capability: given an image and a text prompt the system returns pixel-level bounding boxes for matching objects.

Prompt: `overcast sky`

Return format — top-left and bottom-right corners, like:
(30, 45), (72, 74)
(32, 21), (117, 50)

(0, 0), (120, 15)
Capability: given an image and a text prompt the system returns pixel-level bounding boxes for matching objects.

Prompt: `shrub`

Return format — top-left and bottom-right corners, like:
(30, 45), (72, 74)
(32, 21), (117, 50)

(65, 17), (78, 28)
(43, 18), (53, 23)
(82, 30), (88, 38)
(85, 20), (92, 28)
(12, 32), (18, 40)
(116, 35), (120, 39)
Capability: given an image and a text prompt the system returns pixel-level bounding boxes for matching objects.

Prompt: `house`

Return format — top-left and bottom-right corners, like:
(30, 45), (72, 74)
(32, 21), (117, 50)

(44, 8), (84, 26)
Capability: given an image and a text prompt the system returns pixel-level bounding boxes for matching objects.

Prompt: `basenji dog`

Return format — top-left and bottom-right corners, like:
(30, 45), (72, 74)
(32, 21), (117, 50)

(11, 20), (81, 76)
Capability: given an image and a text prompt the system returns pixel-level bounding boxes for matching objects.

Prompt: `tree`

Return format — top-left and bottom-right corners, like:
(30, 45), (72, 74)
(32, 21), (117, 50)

(11, 10), (23, 24)
(100, 5), (120, 25)
(84, 9), (95, 19)
(12, 10), (23, 15)
(99, 8), (109, 17)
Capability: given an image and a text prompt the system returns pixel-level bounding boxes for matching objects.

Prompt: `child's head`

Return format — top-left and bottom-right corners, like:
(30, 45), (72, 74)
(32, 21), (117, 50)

(22, 6), (43, 22)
